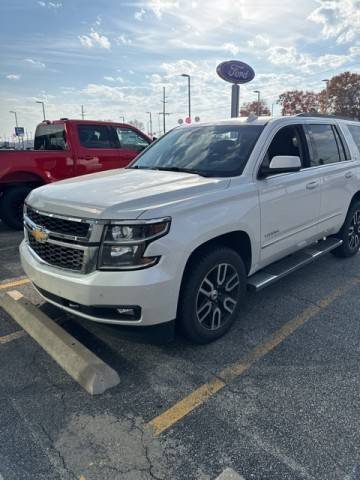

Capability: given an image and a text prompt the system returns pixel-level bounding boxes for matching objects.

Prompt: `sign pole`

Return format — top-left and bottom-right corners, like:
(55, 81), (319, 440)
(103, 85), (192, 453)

(231, 84), (240, 118)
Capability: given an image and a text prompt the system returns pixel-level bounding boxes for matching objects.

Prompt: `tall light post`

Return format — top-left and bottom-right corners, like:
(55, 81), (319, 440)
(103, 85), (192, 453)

(146, 111), (153, 136)
(119, 114), (125, 123)
(36, 100), (46, 120)
(9, 110), (19, 148)
(180, 73), (191, 121)
(9, 110), (18, 127)
(322, 79), (329, 113)
(254, 90), (261, 116)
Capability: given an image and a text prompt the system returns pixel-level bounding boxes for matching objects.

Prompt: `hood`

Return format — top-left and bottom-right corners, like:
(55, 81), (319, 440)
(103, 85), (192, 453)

(27, 168), (230, 219)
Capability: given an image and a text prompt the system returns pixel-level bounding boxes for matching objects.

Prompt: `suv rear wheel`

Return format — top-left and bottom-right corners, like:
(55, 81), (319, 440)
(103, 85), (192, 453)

(332, 200), (360, 258)
(0, 186), (32, 230)
(178, 247), (246, 344)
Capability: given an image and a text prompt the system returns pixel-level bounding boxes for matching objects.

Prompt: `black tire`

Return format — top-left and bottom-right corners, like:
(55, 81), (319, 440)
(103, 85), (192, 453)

(332, 200), (360, 258)
(0, 186), (32, 230)
(178, 247), (246, 344)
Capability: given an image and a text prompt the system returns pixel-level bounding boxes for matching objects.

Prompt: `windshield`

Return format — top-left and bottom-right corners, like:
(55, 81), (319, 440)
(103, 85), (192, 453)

(129, 124), (264, 177)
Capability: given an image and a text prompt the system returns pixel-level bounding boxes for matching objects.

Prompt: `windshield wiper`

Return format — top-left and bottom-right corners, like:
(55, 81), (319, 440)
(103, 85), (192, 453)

(148, 166), (210, 177)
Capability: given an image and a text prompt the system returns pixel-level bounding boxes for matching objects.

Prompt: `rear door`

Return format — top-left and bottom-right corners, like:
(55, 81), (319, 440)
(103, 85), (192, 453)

(258, 124), (322, 267)
(305, 123), (358, 236)
(74, 123), (121, 175)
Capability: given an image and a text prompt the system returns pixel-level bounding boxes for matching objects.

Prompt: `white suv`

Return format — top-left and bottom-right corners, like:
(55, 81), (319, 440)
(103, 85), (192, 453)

(20, 114), (360, 343)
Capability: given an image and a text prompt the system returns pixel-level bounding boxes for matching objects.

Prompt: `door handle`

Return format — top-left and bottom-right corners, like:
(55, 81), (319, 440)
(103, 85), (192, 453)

(306, 181), (319, 190)
(345, 171), (353, 179)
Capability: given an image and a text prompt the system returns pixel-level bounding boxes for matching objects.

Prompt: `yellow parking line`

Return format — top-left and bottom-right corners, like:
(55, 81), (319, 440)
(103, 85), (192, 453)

(148, 279), (359, 436)
(0, 278), (30, 290)
(0, 330), (26, 344)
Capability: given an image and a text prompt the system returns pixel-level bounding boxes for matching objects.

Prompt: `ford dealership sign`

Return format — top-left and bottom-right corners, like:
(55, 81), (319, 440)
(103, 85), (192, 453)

(216, 60), (255, 84)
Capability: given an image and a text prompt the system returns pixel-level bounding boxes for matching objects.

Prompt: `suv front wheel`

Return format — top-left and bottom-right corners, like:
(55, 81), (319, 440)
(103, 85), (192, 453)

(178, 247), (246, 344)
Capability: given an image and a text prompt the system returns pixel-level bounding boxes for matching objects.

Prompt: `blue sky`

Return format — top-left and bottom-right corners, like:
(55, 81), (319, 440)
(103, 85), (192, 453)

(0, 0), (359, 140)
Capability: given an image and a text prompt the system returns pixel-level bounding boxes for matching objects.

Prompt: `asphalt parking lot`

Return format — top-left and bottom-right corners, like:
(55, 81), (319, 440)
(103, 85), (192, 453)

(1, 220), (360, 480)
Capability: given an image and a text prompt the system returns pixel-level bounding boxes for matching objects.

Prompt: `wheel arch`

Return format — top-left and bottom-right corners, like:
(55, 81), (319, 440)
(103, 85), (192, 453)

(178, 231), (252, 312)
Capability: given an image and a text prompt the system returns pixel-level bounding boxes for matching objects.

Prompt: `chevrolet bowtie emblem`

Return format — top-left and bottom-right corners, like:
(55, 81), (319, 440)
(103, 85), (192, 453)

(31, 226), (49, 243)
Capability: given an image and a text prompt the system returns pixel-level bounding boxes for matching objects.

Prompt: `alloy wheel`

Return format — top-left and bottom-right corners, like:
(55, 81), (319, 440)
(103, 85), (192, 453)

(195, 263), (240, 331)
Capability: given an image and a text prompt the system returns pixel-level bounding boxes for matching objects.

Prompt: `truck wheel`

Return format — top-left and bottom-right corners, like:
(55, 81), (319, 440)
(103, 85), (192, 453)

(332, 200), (360, 258)
(178, 247), (246, 344)
(0, 186), (32, 230)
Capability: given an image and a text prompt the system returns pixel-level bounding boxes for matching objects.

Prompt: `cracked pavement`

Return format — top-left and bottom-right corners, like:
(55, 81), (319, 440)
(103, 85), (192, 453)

(1, 220), (360, 479)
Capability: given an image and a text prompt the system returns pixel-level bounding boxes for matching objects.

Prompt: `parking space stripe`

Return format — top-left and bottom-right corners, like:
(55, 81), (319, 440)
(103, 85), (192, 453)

(148, 279), (359, 436)
(0, 330), (26, 344)
(0, 277), (30, 290)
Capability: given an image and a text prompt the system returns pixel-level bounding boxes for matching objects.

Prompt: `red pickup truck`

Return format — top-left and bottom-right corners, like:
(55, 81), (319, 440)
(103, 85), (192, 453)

(0, 119), (151, 229)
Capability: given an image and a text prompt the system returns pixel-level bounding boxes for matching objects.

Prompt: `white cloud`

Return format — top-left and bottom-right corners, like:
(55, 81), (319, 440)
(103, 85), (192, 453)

(6, 74), (20, 80)
(82, 84), (125, 101)
(103, 76), (125, 83)
(117, 34), (132, 46)
(78, 30), (111, 49)
(134, 8), (146, 21)
(308, 0), (360, 44)
(267, 45), (349, 73)
(148, 0), (180, 18)
(38, 1), (62, 8)
(25, 58), (46, 69)
(247, 34), (270, 49)
(221, 42), (240, 56)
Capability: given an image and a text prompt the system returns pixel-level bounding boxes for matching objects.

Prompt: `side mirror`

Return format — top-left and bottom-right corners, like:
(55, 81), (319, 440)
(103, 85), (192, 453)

(261, 155), (301, 177)
(152, 136), (158, 142)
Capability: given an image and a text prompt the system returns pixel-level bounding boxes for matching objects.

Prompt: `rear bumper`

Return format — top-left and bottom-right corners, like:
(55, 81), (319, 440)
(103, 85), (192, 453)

(20, 240), (180, 326)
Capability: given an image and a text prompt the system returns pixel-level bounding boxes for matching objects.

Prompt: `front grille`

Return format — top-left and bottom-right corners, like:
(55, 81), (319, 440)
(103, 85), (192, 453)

(26, 206), (90, 238)
(29, 235), (84, 271)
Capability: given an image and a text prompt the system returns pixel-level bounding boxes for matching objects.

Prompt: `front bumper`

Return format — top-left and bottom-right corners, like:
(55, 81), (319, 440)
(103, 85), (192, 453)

(20, 240), (180, 326)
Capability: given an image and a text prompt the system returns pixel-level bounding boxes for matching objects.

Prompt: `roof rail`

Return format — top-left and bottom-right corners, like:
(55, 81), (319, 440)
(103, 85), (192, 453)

(296, 112), (357, 121)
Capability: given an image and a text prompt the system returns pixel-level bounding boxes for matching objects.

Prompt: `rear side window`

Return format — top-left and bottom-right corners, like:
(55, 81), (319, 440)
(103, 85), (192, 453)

(34, 124), (66, 151)
(306, 124), (341, 166)
(348, 125), (360, 153)
(77, 125), (114, 149)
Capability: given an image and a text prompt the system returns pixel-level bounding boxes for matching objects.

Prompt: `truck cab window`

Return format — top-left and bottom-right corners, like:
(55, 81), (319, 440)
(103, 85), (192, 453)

(34, 124), (67, 151)
(78, 125), (113, 149)
(261, 125), (305, 170)
(115, 127), (149, 152)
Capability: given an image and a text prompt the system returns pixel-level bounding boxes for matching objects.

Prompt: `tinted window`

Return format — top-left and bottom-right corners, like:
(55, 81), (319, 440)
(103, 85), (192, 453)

(116, 127), (149, 152)
(130, 125), (264, 177)
(307, 124), (340, 166)
(78, 125), (113, 149)
(348, 125), (360, 153)
(34, 124), (66, 151)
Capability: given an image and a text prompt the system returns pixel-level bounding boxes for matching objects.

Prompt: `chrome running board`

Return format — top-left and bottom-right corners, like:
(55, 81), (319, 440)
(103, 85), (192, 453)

(247, 238), (343, 292)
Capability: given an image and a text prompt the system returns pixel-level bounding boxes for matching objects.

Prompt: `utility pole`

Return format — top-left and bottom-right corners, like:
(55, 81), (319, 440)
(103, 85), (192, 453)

(119, 114), (125, 123)
(81, 105), (85, 120)
(146, 111), (153, 136)
(159, 87), (170, 134)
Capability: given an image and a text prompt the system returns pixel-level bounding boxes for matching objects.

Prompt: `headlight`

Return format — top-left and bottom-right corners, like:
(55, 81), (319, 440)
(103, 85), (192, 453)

(98, 218), (171, 270)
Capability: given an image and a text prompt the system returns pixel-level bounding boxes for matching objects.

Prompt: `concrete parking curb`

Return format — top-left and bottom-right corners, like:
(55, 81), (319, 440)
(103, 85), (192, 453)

(215, 468), (246, 480)
(0, 291), (120, 395)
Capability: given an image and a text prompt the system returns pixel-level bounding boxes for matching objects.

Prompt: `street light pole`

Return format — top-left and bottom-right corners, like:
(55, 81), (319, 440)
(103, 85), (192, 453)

(322, 79), (329, 113)
(254, 90), (261, 116)
(146, 111), (153, 136)
(181, 74), (191, 120)
(120, 114), (125, 123)
(9, 110), (18, 127)
(36, 101), (46, 120)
